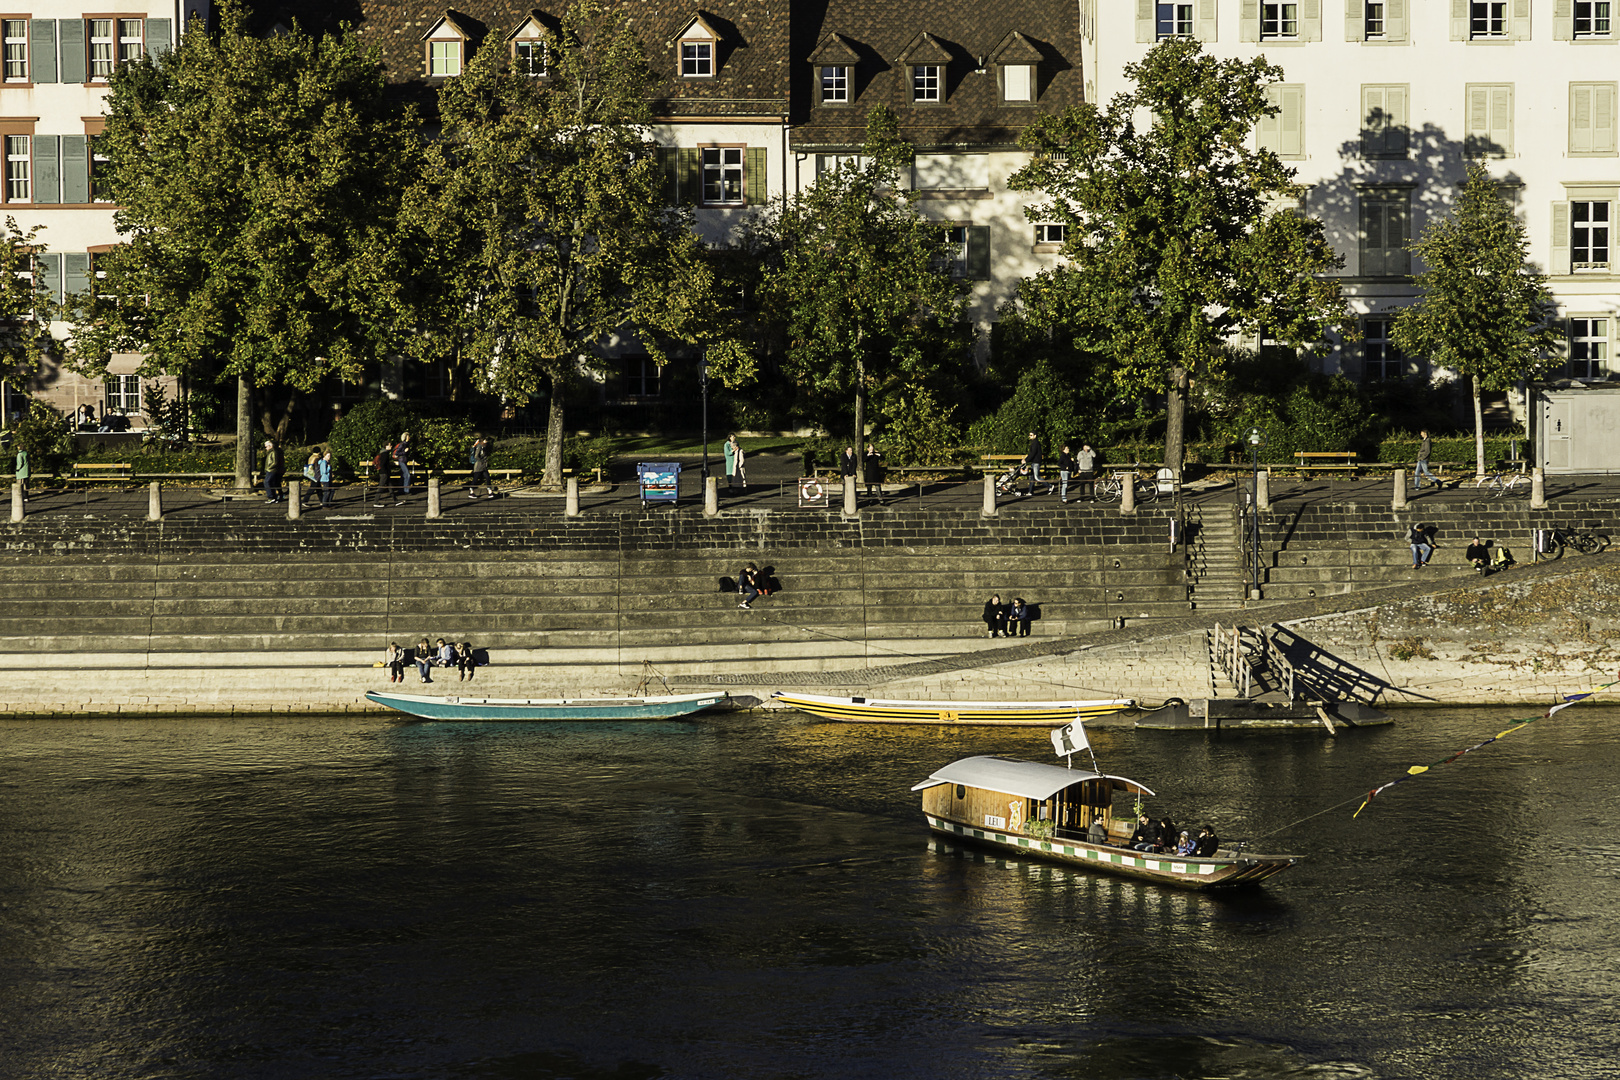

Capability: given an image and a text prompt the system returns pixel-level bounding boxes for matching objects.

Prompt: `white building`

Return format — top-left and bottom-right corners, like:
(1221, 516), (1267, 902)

(1098, 0), (1617, 386)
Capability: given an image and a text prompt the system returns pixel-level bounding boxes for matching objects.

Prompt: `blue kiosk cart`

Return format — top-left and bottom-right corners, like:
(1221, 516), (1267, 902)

(637, 462), (680, 507)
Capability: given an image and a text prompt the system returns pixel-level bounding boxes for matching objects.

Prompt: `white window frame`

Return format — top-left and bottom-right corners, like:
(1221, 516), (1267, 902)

(1575, 1), (1612, 36)
(681, 39), (713, 78)
(1035, 223), (1067, 246)
(513, 39), (546, 77)
(912, 64), (941, 103)
(1471, 1), (1507, 37)
(117, 18), (142, 65)
(3, 19), (27, 82)
(701, 146), (743, 206)
(428, 39), (461, 77)
(89, 18), (115, 79)
(1572, 200), (1611, 268)
(1363, 316), (1404, 381)
(1364, 1), (1386, 37)
(1157, 2), (1194, 38)
(105, 374), (141, 414)
(939, 225), (969, 277)
(1570, 317), (1609, 379)
(1261, 2), (1299, 38)
(4, 133), (27, 202)
(819, 65), (848, 103)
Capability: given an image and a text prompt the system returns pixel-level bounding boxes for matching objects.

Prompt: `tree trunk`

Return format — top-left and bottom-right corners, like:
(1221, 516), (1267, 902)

(1164, 365), (1189, 480)
(543, 369), (567, 490)
(234, 376), (253, 489)
(1473, 374), (1486, 478)
(854, 352), (867, 486)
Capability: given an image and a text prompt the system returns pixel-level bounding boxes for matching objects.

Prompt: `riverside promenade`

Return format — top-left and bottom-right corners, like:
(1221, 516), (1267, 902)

(5, 455), (1619, 716)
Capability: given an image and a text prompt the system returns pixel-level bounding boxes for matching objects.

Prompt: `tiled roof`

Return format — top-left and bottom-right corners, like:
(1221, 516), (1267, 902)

(789, 0), (1083, 150)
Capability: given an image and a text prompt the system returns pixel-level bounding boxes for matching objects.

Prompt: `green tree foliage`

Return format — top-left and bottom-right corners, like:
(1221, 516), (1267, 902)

(7, 399), (75, 472)
(882, 387), (963, 466)
(403, 0), (744, 489)
(968, 360), (1083, 458)
(756, 106), (965, 483)
(0, 218), (54, 403)
(68, 1), (419, 484)
(1391, 160), (1561, 475)
(1009, 38), (1351, 476)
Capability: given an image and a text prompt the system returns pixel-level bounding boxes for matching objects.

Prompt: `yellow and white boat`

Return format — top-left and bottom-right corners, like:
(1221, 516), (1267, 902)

(771, 691), (1136, 726)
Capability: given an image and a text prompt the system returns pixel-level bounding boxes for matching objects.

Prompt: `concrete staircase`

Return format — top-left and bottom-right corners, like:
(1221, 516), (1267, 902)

(1187, 502), (1248, 610)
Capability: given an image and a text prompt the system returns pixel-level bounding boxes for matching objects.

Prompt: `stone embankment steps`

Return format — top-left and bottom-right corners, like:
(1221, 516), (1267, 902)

(1188, 503), (1246, 609)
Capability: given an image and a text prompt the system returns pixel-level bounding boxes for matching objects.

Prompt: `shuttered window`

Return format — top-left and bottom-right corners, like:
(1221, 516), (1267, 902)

(1350, 0), (1407, 41)
(1570, 83), (1618, 157)
(1361, 85), (1408, 157)
(1464, 84), (1513, 157)
(1147, 0), (1219, 41)
(1359, 190), (1410, 277)
(1257, 84), (1305, 159)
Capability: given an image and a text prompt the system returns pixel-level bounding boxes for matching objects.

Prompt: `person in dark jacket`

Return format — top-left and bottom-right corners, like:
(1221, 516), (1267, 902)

(864, 442), (884, 502)
(1057, 443), (1074, 503)
(738, 562), (761, 609)
(1414, 429), (1435, 490)
(262, 440), (283, 503)
(1466, 536), (1490, 573)
(981, 594), (1008, 637)
(1130, 814), (1158, 852)
(840, 446), (858, 492)
(1023, 431), (1050, 496)
(1011, 597), (1033, 637)
(1194, 825), (1220, 857)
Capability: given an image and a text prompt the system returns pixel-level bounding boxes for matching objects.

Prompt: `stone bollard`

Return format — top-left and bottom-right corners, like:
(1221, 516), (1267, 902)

(1120, 474), (1136, 514)
(1531, 467), (1546, 509)
(1256, 469), (1271, 512)
(1392, 467), (1408, 510)
(10, 481), (21, 522)
(566, 476), (580, 517)
(981, 473), (997, 517)
(287, 480), (301, 520)
(704, 475), (718, 518)
(148, 481), (163, 522)
(426, 477), (441, 519)
(843, 474), (858, 517)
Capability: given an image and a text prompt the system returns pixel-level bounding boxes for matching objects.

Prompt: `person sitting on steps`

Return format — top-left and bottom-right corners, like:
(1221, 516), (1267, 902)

(1466, 536), (1490, 574)
(738, 562), (761, 609)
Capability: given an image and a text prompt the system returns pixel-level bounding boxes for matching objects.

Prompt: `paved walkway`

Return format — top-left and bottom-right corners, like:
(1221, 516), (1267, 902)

(10, 456), (1620, 521)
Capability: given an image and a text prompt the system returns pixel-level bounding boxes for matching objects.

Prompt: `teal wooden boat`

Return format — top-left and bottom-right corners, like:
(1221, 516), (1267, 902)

(365, 689), (728, 721)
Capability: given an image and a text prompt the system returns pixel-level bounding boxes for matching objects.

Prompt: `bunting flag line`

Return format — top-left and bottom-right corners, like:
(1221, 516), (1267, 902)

(1351, 672), (1620, 819)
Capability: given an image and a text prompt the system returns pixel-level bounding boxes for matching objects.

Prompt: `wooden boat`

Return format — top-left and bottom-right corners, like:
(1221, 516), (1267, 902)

(912, 755), (1301, 889)
(771, 691), (1136, 726)
(364, 689), (728, 722)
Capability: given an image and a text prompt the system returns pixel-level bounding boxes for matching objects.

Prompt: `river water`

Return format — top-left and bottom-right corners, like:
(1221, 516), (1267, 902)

(2, 707), (1617, 1080)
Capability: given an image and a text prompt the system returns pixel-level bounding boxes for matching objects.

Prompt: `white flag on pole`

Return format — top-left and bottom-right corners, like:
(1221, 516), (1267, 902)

(1051, 720), (1090, 759)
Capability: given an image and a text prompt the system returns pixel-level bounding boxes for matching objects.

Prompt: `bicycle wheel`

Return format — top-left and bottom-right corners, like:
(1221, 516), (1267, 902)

(1572, 534), (1600, 554)
(1136, 480), (1158, 503)
(1095, 478), (1121, 503)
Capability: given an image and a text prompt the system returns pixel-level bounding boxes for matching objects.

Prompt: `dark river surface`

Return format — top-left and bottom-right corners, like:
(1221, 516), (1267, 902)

(2, 707), (1618, 1080)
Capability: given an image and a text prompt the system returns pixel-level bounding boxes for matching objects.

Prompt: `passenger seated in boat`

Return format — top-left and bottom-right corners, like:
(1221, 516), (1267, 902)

(1087, 819), (1108, 845)
(1176, 830), (1196, 856)
(1194, 825), (1220, 857)
(1159, 818), (1177, 854)
(1130, 814), (1157, 851)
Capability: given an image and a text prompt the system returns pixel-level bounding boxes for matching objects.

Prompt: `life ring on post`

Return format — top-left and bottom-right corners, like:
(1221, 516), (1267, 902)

(799, 479), (825, 502)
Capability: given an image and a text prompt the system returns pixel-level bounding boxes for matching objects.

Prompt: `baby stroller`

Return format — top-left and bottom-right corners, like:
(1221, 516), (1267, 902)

(995, 462), (1028, 496)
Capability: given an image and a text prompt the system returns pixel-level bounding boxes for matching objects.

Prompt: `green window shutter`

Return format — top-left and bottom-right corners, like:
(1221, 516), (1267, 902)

(1511, 0), (1531, 39)
(1301, 0), (1322, 40)
(1345, 0), (1362, 40)
(1490, 86), (1513, 155)
(1450, 0), (1469, 40)
(656, 147), (676, 202)
(677, 148), (699, 206)
(33, 135), (60, 204)
(146, 18), (171, 58)
(1196, 0), (1218, 41)
(1137, 0), (1155, 42)
(1550, 202), (1571, 275)
(61, 135), (88, 203)
(1386, 0), (1407, 40)
(29, 20), (57, 83)
(35, 252), (63, 304)
(1554, 0), (1574, 39)
(966, 225), (992, 280)
(58, 19), (85, 84)
(63, 252), (90, 300)
(745, 146), (766, 205)
(1240, 0), (1260, 40)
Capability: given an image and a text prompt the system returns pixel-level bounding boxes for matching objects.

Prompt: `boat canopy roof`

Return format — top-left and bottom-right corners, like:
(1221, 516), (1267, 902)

(910, 755), (1155, 801)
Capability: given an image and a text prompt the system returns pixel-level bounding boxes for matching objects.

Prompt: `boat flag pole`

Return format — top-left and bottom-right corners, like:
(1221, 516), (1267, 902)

(1050, 716), (1101, 774)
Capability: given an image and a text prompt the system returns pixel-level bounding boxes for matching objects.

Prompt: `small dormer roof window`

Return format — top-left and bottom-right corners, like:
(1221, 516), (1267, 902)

(808, 33), (860, 106)
(895, 32), (953, 106)
(674, 15), (720, 78)
(989, 31), (1043, 105)
(421, 12), (474, 78)
(505, 11), (550, 77)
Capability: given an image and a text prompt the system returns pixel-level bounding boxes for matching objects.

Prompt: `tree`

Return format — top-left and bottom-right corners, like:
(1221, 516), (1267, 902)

(0, 217), (55, 419)
(403, 0), (745, 489)
(756, 106), (964, 482)
(1008, 38), (1350, 478)
(1392, 161), (1561, 476)
(68, 1), (418, 485)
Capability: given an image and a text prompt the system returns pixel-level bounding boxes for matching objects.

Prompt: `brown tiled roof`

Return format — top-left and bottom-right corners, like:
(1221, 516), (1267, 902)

(789, 0), (1082, 150)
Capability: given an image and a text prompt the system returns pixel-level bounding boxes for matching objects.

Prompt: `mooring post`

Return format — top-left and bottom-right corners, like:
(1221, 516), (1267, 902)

(1530, 467), (1546, 509)
(148, 482), (162, 522)
(981, 473), (997, 517)
(1392, 467), (1408, 510)
(10, 481), (21, 522)
(1120, 475), (1136, 514)
(1256, 469), (1271, 511)
(565, 476), (580, 517)
(843, 475), (857, 517)
(704, 475), (718, 518)
(287, 480), (300, 520)
(426, 476), (441, 519)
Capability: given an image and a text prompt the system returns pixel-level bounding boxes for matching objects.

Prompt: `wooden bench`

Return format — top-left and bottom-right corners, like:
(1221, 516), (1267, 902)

(978, 453), (1027, 475)
(1295, 451), (1358, 476)
(68, 462), (134, 485)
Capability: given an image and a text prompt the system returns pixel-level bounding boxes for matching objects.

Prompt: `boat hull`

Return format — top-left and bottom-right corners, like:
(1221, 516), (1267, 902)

(924, 813), (1299, 889)
(364, 690), (728, 721)
(774, 692), (1136, 726)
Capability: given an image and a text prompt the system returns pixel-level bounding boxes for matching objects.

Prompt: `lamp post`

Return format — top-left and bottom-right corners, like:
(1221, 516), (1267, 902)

(1248, 426), (1266, 596)
(699, 356), (710, 480)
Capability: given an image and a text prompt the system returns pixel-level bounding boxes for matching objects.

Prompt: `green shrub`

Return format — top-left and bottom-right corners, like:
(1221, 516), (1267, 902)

(414, 416), (476, 471)
(329, 399), (417, 473)
(975, 360), (1081, 456)
(9, 400), (76, 474)
(883, 388), (963, 466)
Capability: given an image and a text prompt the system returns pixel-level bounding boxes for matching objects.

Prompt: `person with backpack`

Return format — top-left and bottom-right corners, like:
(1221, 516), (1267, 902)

(372, 441), (395, 506)
(468, 436), (494, 499)
(394, 432), (415, 498)
(300, 452), (319, 508)
(262, 440), (283, 503)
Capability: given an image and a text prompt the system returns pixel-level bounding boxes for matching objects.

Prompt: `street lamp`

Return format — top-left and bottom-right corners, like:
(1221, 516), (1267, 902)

(1248, 426), (1266, 596)
(699, 356), (710, 481)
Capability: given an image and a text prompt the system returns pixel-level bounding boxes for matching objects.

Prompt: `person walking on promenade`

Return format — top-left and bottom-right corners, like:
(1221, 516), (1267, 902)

(318, 451), (335, 507)
(1023, 431), (1050, 496)
(262, 440), (283, 503)
(864, 442), (884, 503)
(13, 445), (27, 502)
(1414, 429), (1436, 490)
(372, 441), (395, 506)
(1057, 443), (1073, 503)
(981, 594), (1008, 637)
(1076, 443), (1097, 501)
(841, 445), (858, 495)
(395, 432), (415, 498)
(738, 561), (761, 609)
(724, 434), (742, 492)
(468, 436), (494, 499)
(300, 452), (319, 507)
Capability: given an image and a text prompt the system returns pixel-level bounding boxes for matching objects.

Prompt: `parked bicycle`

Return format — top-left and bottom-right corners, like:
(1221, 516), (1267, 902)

(1536, 525), (1611, 560)
(1472, 469), (1530, 498)
(1094, 470), (1158, 504)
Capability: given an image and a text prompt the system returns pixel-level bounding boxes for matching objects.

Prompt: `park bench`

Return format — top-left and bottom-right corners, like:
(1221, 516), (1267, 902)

(1295, 451), (1358, 476)
(67, 462), (134, 486)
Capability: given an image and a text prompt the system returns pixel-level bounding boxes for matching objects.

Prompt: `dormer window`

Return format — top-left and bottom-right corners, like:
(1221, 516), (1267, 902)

(506, 12), (550, 77)
(422, 14), (472, 79)
(820, 66), (848, 103)
(912, 65), (940, 102)
(896, 32), (953, 107)
(676, 16), (719, 78)
(808, 33), (861, 108)
(1003, 65), (1032, 102)
(990, 31), (1043, 106)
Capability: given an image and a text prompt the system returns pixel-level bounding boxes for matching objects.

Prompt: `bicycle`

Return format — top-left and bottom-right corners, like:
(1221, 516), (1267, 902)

(1472, 470), (1530, 498)
(1536, 526), (1611, 560)
(1094, 470), (1157, 504)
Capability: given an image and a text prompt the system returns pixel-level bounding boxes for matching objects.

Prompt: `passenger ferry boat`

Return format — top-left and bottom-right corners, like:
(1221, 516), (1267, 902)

(772, 692), (1136, 726)
(912, 755), (1301, 889)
